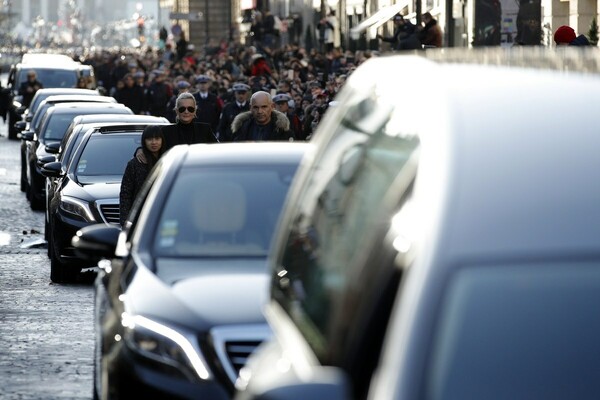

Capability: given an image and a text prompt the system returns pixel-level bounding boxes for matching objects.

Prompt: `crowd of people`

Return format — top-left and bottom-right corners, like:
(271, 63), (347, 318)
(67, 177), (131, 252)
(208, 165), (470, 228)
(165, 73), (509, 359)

(84, 30), (378, 142)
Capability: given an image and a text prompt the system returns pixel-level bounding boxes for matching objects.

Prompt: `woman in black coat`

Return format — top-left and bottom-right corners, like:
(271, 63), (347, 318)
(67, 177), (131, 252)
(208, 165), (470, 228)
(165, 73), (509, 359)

(162, 92), (218, 149)
(120, 125), (166, 226)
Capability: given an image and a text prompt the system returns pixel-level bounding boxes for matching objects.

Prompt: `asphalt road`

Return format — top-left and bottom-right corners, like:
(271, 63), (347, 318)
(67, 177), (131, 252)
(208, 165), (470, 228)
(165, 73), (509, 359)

(0, 119), (95, 399)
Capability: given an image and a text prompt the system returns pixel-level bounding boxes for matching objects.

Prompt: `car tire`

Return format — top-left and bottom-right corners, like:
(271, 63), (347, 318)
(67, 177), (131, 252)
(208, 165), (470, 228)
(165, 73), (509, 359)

(49, 229), (77, 283)
(7, 112), (18, 140)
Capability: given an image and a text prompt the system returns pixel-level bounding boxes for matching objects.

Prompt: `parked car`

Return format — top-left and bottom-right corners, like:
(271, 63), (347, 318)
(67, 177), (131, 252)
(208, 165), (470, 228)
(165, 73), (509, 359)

(234, 48), (600, 400)
(42, 122), (170, 283)
(26, 102), (131, 210)
(14, 87), (100, 135)
(71, 142), (308, 399)
(3, 53), (95, 140)
(43, 114), (169, 244)
(20, 93), (116, 192)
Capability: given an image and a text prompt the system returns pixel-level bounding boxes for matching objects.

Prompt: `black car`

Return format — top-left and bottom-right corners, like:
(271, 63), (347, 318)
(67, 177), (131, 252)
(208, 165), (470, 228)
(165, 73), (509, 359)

(26, 102), (131, 210)
(42, 123), (169, 283)
(3, 53), (95, 140)
(43, 115), (169, 244)
(72, 142), (307, 399)
(15, 88), (100, 135)
(20, 94), (116, 193)
(235, 49), (600, 400)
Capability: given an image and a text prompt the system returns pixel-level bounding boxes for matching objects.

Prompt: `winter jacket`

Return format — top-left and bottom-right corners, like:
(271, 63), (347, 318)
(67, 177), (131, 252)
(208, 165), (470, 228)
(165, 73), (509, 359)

(231, 110), (294, 142)
(120, 158), (151, 226)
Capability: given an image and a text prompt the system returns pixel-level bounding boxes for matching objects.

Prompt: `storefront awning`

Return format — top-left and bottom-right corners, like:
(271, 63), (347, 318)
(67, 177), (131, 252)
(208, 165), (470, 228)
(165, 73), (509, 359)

(350, 1), (410, 40)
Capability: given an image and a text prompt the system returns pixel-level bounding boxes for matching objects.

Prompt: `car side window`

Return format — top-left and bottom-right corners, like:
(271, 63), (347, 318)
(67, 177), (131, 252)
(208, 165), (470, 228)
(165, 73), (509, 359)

(271, 90), (419, 362)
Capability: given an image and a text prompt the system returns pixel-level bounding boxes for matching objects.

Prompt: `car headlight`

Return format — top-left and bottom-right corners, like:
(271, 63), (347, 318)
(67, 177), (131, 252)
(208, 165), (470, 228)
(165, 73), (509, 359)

(122, 313), (211, 381)
(59, 196), (96, 222)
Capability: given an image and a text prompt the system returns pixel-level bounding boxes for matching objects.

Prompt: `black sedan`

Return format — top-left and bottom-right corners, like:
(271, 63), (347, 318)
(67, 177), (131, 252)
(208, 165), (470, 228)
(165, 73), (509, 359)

(42, 123), (167, 283)
(72, 142), (307, 399)
(26, 102), (131, 209)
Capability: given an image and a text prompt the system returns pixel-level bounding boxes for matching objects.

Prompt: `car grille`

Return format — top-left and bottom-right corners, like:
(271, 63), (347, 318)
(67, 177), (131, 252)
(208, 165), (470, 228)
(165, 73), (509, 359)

(96, 199), (120, 224)
(210, 324), (272, 385)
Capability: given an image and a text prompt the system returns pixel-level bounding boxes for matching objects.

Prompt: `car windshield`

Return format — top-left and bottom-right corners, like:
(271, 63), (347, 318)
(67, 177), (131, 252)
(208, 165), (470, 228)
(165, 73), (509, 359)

(153, 165), (298, 258)
(42, 113), (80, 141)
(32, 103), (53, 132)
(425, 262), (600, 400)
(75, 134), (141, 182)
(18, 69), (78, 88)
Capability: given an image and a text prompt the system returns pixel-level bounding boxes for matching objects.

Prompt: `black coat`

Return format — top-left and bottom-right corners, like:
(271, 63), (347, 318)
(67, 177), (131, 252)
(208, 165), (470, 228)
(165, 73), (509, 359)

(193, 92), (222, 133)
(120, 157), (150, 226)
(217, 101), (249, 142)
(231, 110), (293, 142)
(161, 121), (218, 150)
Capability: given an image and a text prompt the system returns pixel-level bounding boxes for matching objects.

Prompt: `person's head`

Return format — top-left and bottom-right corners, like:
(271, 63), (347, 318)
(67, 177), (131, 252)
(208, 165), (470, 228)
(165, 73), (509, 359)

(176, 80), (191, 93)
(250, 91), (274, 125)
(273, 93), (291, 113)
(394, 14), (404, 25)
(27, 70), (37, 81)
(554, 25), (576, 46)
(175, 92), (197, 124)
(422, 12), (433, 24)
(141, 125), (165, 164)
(123, 73), (135, 87)
(76, 76), (87, 88)
(232, 83), (251, 103)
(196, 74), (211, 92)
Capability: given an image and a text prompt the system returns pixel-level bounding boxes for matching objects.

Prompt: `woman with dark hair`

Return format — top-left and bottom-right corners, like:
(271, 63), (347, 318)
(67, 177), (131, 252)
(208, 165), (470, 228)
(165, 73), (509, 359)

(120, 125), (166, 226)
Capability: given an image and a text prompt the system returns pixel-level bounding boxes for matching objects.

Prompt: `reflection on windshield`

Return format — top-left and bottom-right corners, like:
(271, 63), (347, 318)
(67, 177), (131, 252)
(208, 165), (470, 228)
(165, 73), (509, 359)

(154, 166), (299, 258)
(76, 135), (142, 179)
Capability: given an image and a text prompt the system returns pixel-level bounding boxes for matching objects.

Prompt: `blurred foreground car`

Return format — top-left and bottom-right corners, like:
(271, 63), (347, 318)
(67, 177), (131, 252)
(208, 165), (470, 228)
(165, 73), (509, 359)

(72, 142), (307, 399)
(234, 48), (600, 400)
(42, 123), (168, 282)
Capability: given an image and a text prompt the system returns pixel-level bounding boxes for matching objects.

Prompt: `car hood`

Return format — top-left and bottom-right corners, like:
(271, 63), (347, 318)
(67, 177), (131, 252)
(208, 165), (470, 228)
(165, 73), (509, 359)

(126, 258), (270, 330)
(62, 179), (120, 202)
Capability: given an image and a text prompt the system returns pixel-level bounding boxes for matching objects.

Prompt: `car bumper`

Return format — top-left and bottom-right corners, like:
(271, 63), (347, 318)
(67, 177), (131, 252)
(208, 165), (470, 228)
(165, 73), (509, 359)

(52, 211), (95, 265)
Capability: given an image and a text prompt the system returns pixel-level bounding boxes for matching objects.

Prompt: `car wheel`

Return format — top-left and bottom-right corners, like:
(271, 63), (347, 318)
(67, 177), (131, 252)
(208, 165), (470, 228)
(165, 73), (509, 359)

(7, 112), (18, 140)
(30, 190), (44, 211)
(49, 229), (77, 283)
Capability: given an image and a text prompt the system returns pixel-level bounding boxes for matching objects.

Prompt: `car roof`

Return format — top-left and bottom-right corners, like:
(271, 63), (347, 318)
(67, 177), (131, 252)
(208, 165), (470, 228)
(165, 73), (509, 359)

(70, 114), (169, 125)
(43, 95), (116, 104)
(171, 142), (310, 167)
(335, 48), (600, 262)
(32, 88), (99, 96)
(21, 53), (78, 65)
(47, 102), (130, 113)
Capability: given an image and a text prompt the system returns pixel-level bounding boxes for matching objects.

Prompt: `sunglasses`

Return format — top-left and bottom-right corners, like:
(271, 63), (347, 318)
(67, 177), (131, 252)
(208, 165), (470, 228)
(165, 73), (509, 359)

(178, 106), (196, 113)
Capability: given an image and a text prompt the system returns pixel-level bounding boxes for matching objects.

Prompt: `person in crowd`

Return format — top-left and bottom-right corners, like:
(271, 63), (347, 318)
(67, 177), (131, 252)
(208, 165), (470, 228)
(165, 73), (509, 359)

(145, 69), (172, 118)
(232, 91), (293, 141)
(18, 70), (44, 108)
(75, 76), (88, 89)
(318, 10), (340, 52)
(120, 125), (166, 226)
(217, 83), (251, 142)
(554, 25), (591, 46)
(273, 93), (303, 140)
(166, 80), (192, 122)
(193, 74), (222, 133)
(176, 30), (189, 61)
(420, 12), (443, 48)
(116, 73), (146, 114)
(162, 92), (218, 149)
(378, 14), (420, 50)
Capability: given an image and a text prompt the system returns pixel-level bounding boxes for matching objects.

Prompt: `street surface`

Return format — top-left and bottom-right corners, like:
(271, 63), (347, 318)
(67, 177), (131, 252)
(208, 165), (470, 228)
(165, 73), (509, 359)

(0, 118), (95, 399)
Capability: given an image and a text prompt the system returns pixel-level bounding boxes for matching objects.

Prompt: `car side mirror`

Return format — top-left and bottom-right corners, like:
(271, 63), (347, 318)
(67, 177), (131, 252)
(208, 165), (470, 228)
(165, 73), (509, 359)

(45, 142), (60, 154)
(21, 130), (34, 141)
(40, 161), (63, 178)
(238, 366), (351, 400)
(15, 121), (26, 132)
(37, 155), (56, 169)
(72, 224), (121, 262)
